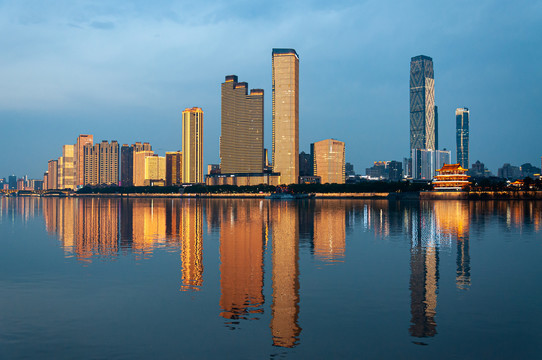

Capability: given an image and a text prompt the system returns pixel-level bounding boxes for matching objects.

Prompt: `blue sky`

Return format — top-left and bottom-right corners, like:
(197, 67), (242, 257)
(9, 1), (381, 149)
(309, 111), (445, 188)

(1, 0), (541, 178)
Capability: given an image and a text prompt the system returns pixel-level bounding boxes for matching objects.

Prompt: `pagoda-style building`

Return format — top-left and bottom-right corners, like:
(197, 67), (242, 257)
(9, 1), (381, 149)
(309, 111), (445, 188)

(433, 164), (470, 191)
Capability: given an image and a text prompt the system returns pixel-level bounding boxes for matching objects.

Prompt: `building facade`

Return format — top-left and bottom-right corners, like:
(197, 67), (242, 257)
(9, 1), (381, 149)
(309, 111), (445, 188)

(182, 107), (204, 183)
(220, 75), (264, 174)
(312, 139), (345, 184)
(144, 155), (166, 186)
(410, 55), (436, 152)
(98, 140), (119, 185)
(47, 160), (58, 190)
(121, 142), (152, 186)
(166, 151), (183, 186)
(76, 134), (93, 186)
(412, 149), (451, 180)
(60, 145), (76, 190)
(133, 150), (154, 186)
(456, 108), (469, 169)
(272, 48), (299, 185)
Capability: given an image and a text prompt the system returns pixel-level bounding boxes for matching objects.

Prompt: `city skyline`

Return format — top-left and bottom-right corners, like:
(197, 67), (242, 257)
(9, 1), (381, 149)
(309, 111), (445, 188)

(1, 1), (541, 178)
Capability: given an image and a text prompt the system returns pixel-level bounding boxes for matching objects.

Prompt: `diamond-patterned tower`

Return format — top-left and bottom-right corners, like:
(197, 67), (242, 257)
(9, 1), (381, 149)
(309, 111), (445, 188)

(410, 55), (436, 152)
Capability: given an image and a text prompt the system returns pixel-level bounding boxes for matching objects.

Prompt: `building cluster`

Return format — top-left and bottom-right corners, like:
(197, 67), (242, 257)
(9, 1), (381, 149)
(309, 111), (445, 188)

(207, 49), (346, 186)
(39, 106), (203, 190)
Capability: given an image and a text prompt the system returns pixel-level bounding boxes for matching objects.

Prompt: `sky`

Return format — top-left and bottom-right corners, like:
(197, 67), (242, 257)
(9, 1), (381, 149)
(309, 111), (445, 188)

(1, 0), (541, 179)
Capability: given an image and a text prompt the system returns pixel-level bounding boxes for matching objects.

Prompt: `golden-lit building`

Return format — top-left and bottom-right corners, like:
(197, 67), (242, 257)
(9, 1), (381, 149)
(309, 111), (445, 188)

(83, 143), (99, 185)
(144, 155), (166, 186)
(205, 172), (280, 186)
(219, 200), (265, 321)
(133, 150), (154, 186)
(98, 140), (119, 185)
(76, 134), (93, 186)
(220, 75), (264, 174)
(270, 201), (301, 348)
(272, 49), (299, 185)
(60, 145), (76, 190)
(313, 139), (345, 184)
(182, 107), (204, 184)
(433, 163), (469, 190)
(166, 151), (183, 186)
(313, 201), (346, 263)
(47, 159), (58, 189)
(57, 156), (64, 189)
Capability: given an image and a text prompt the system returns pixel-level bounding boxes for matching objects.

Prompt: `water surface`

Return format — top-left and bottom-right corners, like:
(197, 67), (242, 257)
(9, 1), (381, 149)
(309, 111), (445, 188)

(1, 197), (541, 359)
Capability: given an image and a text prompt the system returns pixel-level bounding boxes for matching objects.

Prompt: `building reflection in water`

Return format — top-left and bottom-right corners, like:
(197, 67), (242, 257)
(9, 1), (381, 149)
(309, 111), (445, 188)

(218, 200), (265, 325)
(408, 201), (472, 339)
(179, 200), (204, 291)
(270, 201), (301, 348)
(313, 201), (346, 263)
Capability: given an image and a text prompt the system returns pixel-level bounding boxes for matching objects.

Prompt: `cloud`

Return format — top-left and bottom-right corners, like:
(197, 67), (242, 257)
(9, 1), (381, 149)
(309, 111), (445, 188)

(90, 20), (115, 30)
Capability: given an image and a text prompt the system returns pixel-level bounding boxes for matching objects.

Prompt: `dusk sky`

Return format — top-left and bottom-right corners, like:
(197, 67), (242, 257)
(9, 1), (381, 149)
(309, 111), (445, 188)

(1, 0), (541, 179)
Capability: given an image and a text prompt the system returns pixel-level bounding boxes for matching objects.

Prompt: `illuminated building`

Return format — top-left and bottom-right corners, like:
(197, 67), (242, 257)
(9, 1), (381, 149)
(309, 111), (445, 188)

(166, 151), (183, 186)
(456, 108), (469, 169)
(313, 201), (345, 263)
(83, 143), (99, 185)
(47, 159), (58, 189)
(270, 201), (301, 347)
(121, 142), (152, 186)
(98, 140), (119, 185)
(76, 134), (93, 186)
(272, 48), (299, 185)
(412, 149), (451, 180)
(220, 75), (264, 174)
(180, 200), (204, 291)
(57, 157), (64, 189)
(433, 164), (470, 191)
(8, 175), (17, 189)
(205, 172), (280, 186)
(43, 172), (49, 190)
(182, 107), (204, 184)
(60, 145), (76, 190)
(133, 150), (154, 186)
(410, 55), (436, 152)
(219, 200), (265, 322)
(207, 164), (220, 175)
(144, 155), (166, 186)
(312, 139), (345, 184)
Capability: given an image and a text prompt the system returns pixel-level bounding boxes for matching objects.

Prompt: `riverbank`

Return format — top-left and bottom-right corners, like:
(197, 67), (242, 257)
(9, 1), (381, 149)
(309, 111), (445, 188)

(70, 191), (542, 200)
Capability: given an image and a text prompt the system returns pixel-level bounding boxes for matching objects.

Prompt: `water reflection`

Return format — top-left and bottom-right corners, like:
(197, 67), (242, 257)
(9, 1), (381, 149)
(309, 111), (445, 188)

(2, 197), (542, 350)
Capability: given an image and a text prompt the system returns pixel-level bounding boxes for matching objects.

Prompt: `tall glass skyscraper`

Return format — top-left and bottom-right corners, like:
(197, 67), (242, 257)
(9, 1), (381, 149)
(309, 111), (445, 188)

(272, 48), (299, 185)
(182, 107), (204, 184)
(410, 55), (436, 152)
(456, 108), (470, 169)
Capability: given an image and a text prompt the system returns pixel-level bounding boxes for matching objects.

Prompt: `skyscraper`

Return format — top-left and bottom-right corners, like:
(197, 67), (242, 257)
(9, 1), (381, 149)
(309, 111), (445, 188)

(410, 55), (436, 152)
(60, 145), (76, 190)
(272, 48), (299, 185)
(121, 142), (152, 186)
(182, 107), (204, 184)
(220, 75), (264, 174)
(47, 160), (58, 190)
(312, 139), (345, 184)
(456, 108), (469, 169)
(76, 134), (93, 187)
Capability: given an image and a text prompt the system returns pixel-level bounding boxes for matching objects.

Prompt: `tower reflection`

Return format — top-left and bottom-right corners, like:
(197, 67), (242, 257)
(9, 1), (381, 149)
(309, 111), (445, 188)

(218, 200), (265, 324)
(270, 201), (301, 348)
(313, 200), (346, 263)
(179, 200), (204, 291)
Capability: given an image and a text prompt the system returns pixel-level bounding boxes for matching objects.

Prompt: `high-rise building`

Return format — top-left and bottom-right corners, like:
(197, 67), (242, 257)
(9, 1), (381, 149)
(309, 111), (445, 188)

(57, 156), (64, 189)
(410, 55), (436, 152)
(43, 172), (49, 190)
(299, 151), (312, 177)
(121, 142), (152, 186)
(456, 108), (469, 169)
(8, 175), (17, 189)
(272, 48), (299, 185)
(98, 140), (119, 185)
(60, 145), (76, 190)
(220, 75), (264, 174)
(166, 151), (183, 186)
(133, 150), (154, 186)
(83, 143), (99, 186)
(182, 107), (204, 184)
(312, 139), (345, 184)
(47, 160), (58, 189)
(76, 134), (94, 186)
